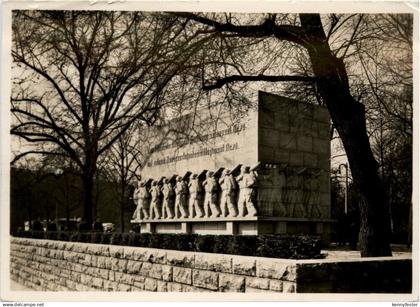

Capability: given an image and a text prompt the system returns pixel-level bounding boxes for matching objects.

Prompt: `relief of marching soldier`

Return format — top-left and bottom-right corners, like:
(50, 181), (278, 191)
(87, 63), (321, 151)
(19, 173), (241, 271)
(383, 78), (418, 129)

(219, 169), (238, 217)
(132, 180), (151, 221)
(188, 173), (204, 218)
(236, 166), (258, 217)
(203, 171), (221, 218)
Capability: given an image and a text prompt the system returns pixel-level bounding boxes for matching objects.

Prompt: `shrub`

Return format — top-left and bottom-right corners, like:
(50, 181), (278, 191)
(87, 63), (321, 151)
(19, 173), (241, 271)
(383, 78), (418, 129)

(161, 234), (178, 250)
(78, 232), (91, 243)
(176, 234), (197, 251)
(195, 235), (215, 253)
(227, 235), (257, 256)
(149, 233), (163, 249)
(58, 231), (70, 242)
(69, 232), (79, 242)
(91, 232), (103, 244)
(32, 231), (44, 239)
(110, 233), (122, 245)
(100, 233), (112, 245)
(15, 230), (323, 259)
(121, 233), (132, 246)
(138, 233), (151, 247)
(45, 231), (58, 240)
(19, 230), (33, 238)
(128, 232), (141, 247)
(255, 234), (322, 259)
(213, 235), (230, 254)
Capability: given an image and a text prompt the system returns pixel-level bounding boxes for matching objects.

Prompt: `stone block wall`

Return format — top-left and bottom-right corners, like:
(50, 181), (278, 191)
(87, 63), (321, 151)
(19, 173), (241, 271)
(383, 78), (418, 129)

(10, 238), (297, 292)
(258, 91), (330, 171)
(10, 238), (412, 293)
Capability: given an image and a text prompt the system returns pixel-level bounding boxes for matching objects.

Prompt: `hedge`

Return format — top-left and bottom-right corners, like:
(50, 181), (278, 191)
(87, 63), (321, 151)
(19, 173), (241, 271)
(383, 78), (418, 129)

(14, 230), (324, 259)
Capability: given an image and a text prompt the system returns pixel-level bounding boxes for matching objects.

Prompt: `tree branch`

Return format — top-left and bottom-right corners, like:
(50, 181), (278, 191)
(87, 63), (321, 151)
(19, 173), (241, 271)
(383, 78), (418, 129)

(12, 52), (83, 125)
(11, 150), (69, 165)
(171, 12), (308, 47)
(202, 74), (317, 90)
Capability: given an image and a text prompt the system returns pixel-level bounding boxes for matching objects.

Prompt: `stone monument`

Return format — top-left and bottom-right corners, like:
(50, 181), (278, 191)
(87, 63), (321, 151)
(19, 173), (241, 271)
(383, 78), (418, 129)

(131, 91), (332, 240)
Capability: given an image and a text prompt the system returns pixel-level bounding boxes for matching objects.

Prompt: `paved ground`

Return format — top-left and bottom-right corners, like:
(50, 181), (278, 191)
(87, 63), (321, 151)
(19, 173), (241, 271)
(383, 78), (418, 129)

(322, 244), (411, 259)
(322, 250), (411, 259)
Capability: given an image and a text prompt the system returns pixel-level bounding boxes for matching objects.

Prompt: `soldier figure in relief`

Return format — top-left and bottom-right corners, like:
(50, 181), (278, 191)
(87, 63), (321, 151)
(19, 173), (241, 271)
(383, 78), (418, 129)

(132, 182), (140, 221)
(308, 169), (323, 218)
(174, 176), (189, 218)
(274, 166), (288, 217)
(161, 178), (174, 219)
(237, 166), (258, 217)
(302, 169), (311, 218)
(219, 169), (238, 217)
(132, 180), (150, 221)
(203, 171), (221, 218)
(286, 167), (306, 217)
(149, 180), (162, 220)
(188, 173), (204, 218)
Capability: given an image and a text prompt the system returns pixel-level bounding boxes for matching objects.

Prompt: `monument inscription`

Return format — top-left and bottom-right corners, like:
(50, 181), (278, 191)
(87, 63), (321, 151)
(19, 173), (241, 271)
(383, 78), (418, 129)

(141, 110), (258, 179)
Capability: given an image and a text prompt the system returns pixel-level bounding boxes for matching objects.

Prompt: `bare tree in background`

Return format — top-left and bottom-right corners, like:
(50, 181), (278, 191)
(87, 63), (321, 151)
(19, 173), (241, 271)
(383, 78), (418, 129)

(99, 124), (143, 232)
(356, 14), (413, 245)
(11, 11), (211, 225)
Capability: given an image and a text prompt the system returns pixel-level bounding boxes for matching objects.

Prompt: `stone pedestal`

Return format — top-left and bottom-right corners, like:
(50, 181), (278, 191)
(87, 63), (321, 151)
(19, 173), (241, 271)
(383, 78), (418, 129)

(132, 216), (333, 242)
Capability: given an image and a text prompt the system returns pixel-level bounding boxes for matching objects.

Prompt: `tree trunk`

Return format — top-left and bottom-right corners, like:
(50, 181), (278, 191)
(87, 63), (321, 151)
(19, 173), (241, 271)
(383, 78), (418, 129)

(27, 192), (33, 229)
(300, 14), (392, 257)
(81, 131), (99, 226)
(45, 198), (50, 223)
(66, 203), (70, 230)
(82, 151), (97, 226)
(82, 171), (94, 226)
(120, 183), (126, 233)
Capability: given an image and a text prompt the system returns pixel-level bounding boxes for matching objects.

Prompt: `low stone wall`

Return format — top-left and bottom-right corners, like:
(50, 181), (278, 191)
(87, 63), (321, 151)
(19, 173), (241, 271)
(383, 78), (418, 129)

(10, 237), (297, 292)
(10, 237), (412, 293)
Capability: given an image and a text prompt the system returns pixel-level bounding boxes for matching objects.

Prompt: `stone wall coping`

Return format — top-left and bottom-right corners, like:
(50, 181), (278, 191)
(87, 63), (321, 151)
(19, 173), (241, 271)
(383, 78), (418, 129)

(11, 237), (411, 265)
(11, 236), (299, 264)
(131, 216), (336, 224)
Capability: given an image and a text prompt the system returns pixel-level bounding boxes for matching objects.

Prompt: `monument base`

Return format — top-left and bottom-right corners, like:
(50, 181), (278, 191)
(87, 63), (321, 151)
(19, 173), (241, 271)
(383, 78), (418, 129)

(131, 216), (333, 242)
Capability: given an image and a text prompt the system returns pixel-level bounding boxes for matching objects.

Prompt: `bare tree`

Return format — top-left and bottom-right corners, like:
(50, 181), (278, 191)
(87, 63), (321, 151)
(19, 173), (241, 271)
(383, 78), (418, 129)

(171, 12), (412, 257)
(99, 124), (143, 232)
(11, 11), (210, 224)
(355, 14), (413, 245)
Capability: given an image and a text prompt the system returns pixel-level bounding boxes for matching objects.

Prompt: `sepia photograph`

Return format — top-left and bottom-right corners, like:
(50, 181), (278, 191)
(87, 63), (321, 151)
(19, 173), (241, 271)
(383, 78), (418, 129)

(0, 1), (417, 302)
